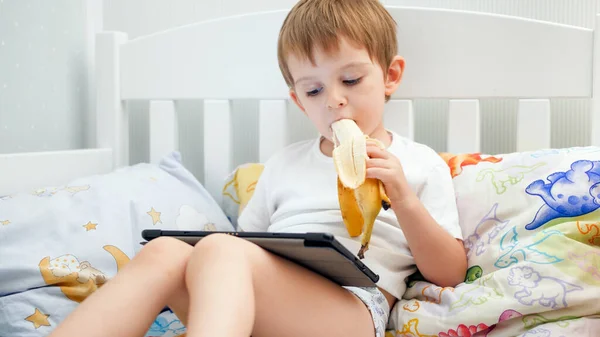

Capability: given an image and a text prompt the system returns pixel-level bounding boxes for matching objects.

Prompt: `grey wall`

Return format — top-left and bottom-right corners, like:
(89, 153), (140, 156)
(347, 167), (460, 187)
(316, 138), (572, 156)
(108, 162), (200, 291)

(0, 0), (93, 154)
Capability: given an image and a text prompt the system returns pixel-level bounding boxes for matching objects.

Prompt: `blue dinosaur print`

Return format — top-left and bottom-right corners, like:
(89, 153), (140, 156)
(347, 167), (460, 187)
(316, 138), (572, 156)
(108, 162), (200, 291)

(146, 314), (186, 336)
(524, 160), (600, 230)
(494, 226), (563, 269)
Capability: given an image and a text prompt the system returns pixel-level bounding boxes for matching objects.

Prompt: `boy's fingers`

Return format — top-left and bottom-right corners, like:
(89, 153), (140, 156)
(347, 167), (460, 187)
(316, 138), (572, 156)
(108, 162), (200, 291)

(366, 158), (388, 168)
(366, 144), (388, 158)
(365, 167), (385, 179)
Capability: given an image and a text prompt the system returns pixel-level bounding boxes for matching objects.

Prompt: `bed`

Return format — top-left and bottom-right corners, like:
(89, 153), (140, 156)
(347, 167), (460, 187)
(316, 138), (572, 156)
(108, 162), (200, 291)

(1, 5), (599, 337)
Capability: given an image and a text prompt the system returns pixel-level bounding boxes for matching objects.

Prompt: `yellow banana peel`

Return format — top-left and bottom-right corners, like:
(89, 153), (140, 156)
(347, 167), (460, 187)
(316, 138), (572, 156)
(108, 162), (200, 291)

(331, 119), (391, 259)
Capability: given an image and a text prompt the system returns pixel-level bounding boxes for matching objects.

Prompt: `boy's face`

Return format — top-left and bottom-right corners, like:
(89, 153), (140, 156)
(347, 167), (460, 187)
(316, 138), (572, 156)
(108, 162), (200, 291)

(287, 37), (404, 143)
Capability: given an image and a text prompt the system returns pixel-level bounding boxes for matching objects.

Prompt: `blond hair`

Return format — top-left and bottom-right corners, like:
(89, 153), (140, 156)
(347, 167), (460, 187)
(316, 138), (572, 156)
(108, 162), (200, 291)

(277, 0), (398, 100)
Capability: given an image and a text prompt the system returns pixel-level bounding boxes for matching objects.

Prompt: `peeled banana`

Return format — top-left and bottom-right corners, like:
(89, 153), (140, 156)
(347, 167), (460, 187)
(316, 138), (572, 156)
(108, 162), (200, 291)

(331, 119), (391, 259)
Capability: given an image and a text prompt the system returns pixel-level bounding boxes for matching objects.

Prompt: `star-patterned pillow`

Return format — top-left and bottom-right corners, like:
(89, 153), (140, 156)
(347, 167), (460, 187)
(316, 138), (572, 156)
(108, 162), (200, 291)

(0, 151), (233, 336)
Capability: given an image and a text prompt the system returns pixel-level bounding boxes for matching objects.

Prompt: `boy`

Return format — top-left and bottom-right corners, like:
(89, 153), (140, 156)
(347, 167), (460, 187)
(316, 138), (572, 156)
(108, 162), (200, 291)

(237, 0), (467, 334)
(50, 1), (466, 337)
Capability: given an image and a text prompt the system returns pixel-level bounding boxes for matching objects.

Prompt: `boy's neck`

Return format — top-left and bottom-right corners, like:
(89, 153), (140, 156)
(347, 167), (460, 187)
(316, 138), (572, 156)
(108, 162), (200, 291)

(320, 126), (392, 157)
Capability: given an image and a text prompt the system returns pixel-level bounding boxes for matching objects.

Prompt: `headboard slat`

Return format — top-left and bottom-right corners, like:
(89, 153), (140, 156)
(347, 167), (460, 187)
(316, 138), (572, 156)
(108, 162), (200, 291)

(517, 99), (551, 152)
(203, 100), (233, 205)
(447, 100), (481, 153)
(149, 100), (178, 164)
(259, 100), (288, 163)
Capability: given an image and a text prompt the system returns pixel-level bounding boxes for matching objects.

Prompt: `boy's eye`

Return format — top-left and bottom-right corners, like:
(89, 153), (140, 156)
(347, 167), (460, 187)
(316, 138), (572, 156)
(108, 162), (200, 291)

(344, 78), (361, 85)
(306, 87), (322, 96)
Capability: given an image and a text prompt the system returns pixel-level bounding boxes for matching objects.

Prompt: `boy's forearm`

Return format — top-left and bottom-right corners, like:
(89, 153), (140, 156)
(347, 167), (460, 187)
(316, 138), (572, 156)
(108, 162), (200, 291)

(391, 195), (467, 288)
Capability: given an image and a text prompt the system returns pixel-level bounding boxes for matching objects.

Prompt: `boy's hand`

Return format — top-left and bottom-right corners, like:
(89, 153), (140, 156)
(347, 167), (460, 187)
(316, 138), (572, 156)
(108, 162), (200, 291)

(365, 140), (415, 206)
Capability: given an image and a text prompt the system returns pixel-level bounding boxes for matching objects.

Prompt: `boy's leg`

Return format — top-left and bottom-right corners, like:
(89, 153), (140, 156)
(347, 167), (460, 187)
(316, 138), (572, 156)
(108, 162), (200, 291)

(49, 237), (192, 337)
(184, 233), (379, 337)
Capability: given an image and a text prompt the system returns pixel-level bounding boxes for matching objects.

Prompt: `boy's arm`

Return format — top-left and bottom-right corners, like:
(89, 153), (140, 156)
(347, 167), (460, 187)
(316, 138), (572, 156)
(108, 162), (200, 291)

(391, 191), (467, 288)
(366, 142), (467, 287)
(386, 159), (466, 288)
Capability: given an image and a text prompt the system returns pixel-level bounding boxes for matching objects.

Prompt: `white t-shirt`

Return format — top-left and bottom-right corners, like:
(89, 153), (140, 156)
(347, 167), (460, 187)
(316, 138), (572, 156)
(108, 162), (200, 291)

(237, 130), (463, 300)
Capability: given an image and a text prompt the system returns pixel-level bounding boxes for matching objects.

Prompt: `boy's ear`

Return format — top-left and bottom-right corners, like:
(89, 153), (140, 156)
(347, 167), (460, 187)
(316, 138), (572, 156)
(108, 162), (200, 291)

(289, 89), (307, 114)
(384, 56), (405, 97)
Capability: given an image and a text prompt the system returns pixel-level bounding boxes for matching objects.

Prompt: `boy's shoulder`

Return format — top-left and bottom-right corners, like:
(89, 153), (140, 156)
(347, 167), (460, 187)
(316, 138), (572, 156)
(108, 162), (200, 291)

(256, 138), (319, 185)
(391, 132), (442, 156)
(388, 132), (447, 171)
(262, 138), (317, 168)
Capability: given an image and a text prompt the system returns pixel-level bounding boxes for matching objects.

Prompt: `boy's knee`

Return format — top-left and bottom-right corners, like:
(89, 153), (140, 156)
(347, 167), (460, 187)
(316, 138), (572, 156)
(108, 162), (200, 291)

(140, 236), (192, 268)
(192, 233), (265, 265)
(193, 233), (245, 254)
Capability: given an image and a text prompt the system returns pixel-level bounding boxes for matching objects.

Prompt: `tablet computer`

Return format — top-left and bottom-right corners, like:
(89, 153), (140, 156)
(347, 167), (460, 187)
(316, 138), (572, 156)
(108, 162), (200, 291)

(141, 229), (379, 287)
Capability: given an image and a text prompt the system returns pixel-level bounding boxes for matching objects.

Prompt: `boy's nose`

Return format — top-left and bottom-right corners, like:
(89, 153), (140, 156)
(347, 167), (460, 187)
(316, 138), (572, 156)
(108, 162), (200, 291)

(328, 101), (346, 109)
(326, 91), (347, 110)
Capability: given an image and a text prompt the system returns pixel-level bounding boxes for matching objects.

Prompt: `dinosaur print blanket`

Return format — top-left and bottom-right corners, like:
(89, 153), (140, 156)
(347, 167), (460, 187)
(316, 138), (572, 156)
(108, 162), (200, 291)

(386, 147), (600, 336)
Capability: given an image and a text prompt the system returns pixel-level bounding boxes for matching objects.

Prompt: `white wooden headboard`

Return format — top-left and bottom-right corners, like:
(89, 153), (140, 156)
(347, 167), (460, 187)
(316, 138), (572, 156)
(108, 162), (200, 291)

(2, 6), (600, 203)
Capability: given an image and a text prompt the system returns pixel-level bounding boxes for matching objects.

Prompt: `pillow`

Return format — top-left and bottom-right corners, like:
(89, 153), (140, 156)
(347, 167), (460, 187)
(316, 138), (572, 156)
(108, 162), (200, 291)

(389, 147), (600, 336)
(0, 152), (232, 336)
(221, 163), (264, 230)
